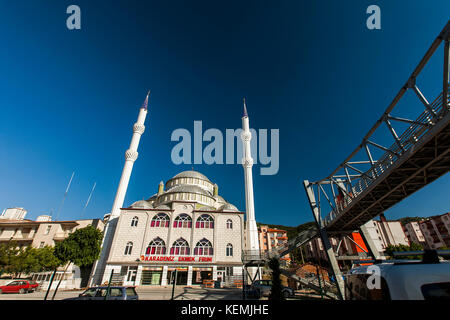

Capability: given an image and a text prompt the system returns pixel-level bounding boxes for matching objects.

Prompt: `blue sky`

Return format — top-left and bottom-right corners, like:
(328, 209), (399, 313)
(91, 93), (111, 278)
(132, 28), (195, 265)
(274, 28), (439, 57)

(0, 1), (449, 226)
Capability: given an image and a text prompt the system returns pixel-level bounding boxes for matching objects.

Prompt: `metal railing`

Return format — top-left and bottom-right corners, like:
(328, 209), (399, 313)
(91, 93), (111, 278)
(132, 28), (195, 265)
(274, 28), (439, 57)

(322, 87), (449, 227)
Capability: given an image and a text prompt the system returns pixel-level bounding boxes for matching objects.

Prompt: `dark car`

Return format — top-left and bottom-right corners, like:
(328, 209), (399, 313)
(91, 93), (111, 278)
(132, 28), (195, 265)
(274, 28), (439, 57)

(64, 286), (139, 300)
(0, 280), (39, 294)
(251, 280), (295, 298)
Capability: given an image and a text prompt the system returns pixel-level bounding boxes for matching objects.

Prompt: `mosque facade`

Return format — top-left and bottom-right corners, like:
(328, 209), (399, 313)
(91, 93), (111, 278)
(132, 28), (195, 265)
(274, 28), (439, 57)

(102, 170), (245, 286)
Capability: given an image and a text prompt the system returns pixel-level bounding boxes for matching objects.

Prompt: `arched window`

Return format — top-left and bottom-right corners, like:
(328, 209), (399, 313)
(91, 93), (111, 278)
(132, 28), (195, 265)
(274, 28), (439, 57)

(145, 237), (166, 255)
(226, 219), (233, 229)
(151, 213), (169, 227)
(226, 243), (233, 257)
(131, 216), (139, 227)
(173, 214), (192, 228)
(124, 242), (133, 255)
(170, 238), (190, 255)
(194, 238), (213, 256)
(196, 214), (214, 229)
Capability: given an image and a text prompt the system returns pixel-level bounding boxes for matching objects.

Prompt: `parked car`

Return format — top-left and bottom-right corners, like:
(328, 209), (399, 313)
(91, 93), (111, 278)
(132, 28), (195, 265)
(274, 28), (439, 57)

(64, 286), (139, 300)
(251, 280), (295, 298)
(345, 251), (450, 300)
(0, 280), (39, 294)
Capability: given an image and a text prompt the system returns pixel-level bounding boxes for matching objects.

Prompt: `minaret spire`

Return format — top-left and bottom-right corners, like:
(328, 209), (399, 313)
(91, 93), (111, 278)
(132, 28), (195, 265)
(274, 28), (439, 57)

(243, 97), (248, 117)
(142, 90), (150, 110)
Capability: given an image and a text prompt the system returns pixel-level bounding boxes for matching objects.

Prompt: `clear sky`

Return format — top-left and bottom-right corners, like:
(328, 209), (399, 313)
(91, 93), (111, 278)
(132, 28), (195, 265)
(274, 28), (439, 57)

(0, 1), (449, 226)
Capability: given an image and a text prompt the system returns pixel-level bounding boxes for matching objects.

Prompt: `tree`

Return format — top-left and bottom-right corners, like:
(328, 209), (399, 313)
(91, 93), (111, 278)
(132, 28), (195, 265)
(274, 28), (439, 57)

(54, 225), (103, 267)
(54, 225), (103, 287)
(385, 242), (423, 260)
(0, 242), (20, 276)
(268, 257), (285, 300)
(0, 243), (62, 278)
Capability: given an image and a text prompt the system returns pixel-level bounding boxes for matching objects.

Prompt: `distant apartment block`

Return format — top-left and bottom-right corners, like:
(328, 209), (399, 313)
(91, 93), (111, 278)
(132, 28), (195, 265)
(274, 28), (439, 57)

(418, 213), (450, 249)
(258, 225), (291, 265)
(403, 221), (427, 247)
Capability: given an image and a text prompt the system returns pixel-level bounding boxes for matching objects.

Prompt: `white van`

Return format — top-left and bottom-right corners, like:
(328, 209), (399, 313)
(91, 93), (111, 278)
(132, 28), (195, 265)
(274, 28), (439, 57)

(344, 252), (450, 300)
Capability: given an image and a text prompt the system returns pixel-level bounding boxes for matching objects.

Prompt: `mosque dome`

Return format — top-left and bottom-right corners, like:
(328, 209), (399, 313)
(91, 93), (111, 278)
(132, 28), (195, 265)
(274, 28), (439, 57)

(219, 203), (240, 212)
(171, 170), (211, 182)
(130, 200), (152, 209)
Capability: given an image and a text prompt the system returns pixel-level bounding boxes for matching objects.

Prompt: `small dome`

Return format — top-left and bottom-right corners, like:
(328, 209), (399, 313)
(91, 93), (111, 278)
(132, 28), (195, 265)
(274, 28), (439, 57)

(171, 170), (211, 182)
(130, 200), (152, 209)
(219, 203), (239, 212)
(214, 195), (227, 204)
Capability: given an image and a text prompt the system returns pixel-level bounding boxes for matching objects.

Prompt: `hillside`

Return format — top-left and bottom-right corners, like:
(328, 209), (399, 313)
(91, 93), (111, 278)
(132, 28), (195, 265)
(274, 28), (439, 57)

(396, 216), (427, 225)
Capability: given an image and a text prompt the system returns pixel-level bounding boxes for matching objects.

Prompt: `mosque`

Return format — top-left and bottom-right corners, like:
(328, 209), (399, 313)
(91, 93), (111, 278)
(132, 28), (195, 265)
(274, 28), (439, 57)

(89, 92), (260, 287)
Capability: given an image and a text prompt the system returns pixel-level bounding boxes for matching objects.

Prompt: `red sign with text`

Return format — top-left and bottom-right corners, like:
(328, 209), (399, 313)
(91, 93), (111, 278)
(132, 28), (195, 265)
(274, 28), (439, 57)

(140, 255), (212, 263)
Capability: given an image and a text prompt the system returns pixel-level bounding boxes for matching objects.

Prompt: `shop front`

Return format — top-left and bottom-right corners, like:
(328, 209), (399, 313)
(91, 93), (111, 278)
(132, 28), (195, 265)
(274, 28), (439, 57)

(191, 267), (213, 285)
(141, 266), (163, 285)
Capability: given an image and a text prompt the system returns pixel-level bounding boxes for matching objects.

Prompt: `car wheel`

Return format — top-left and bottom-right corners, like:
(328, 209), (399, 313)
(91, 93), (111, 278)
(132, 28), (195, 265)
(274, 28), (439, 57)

(19, 289), (25, 294)
(282, 290), (290, 298)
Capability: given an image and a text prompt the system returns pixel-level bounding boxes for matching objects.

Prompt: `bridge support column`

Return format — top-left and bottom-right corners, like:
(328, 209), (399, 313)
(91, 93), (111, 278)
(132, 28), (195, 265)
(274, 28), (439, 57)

(304, 180), (345, 300)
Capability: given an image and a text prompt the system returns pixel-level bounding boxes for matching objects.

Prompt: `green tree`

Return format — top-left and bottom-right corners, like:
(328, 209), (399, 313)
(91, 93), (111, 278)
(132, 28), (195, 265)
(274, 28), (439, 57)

(0, 242), (20, 276)
(268, 257), (285, 300)
(385, 242), (423, 260)
(54, 225), (103, 267)
(53, 225), (103, 287)
(0, 243), (62, 278)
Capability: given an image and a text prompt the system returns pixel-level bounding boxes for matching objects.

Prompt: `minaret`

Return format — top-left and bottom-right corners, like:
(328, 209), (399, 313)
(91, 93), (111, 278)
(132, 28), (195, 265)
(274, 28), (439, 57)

(110, 91), (149, 218)
(241, 98), (260, 254)
(89, 91), (150, 286)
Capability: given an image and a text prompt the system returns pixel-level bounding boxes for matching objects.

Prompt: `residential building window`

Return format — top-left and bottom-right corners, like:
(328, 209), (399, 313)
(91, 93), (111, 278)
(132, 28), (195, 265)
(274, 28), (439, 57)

(151, 213), (169, 227)
(131, 216), (139, 227)
(170, 238), (190, 255)
(226, 219), (233, 229)
(39, 242), (45, 248)
(196, 214), (214, 229)
(194, 238), (213, 256)
(124, 242), (133, 255)
(226, 243), (233, 257)
(173, 214), (192, 228)
(145, 237), (166, 255)
(45, 226), (51, 235)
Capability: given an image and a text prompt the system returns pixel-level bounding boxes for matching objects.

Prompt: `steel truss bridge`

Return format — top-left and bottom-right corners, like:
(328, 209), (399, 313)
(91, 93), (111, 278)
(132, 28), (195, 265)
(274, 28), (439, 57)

(246, 21), (450, 300)
(302, 21), (450, 299)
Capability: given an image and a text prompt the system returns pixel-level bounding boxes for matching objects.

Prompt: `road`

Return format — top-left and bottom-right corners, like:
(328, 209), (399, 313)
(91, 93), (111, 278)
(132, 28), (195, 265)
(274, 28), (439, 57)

(0, 286), (244, 300)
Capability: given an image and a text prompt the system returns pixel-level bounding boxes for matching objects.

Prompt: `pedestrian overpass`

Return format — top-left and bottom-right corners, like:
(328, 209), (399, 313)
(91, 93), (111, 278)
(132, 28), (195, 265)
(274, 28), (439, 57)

(302, 21), (450, 299)
(256, 21), (450, 300)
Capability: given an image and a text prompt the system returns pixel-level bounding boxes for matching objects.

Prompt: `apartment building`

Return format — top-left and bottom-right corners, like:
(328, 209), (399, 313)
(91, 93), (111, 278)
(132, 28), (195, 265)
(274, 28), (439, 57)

(258, 225), (291, 265)
(418, 213), (450, 249)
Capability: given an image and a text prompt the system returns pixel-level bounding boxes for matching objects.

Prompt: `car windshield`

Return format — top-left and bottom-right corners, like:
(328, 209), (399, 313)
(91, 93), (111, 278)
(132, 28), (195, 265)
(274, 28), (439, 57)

(80, 288), (98, 297)
(8, 281), (19, 286)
